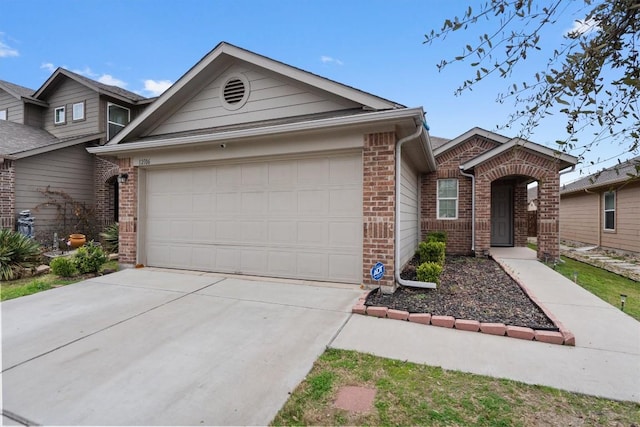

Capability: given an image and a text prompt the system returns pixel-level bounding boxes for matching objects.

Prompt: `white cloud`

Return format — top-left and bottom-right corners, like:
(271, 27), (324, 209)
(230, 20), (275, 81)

(143, 79), (172, 96)
(40, 62), (56, 72)
(0, 34), (19, 58)
(320, 55), (344, 65)
(566, 18), (599, 37)
(97, 74), (128, 88)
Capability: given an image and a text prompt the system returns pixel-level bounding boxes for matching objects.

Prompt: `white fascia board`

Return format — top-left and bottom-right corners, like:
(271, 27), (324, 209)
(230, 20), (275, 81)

(88, 107), (425, 155)
(460, 139), (578, 170)
(433, 127), (511, 157)
(14, 134), (103, 159)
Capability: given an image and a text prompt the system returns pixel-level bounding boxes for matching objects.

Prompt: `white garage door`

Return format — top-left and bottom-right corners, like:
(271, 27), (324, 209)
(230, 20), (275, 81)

(143, 153), (363, 283)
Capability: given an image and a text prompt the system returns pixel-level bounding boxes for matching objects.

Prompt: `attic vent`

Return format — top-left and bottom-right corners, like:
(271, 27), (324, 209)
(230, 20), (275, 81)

(220, 74), (250, 111)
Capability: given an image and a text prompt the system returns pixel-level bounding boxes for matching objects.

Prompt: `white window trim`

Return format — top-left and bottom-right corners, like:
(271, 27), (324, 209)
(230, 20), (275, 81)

(107, 102), (130, 141)
(603, 191), (615, 231)
(54, 106), (66, 125)
(437, 178), (459, 220)
(72, 101), (85, 121)
(0, 109), (7, 120)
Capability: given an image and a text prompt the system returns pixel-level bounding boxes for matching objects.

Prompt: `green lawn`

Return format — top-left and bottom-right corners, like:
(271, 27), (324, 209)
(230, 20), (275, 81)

(528, 243), (640, 321)
(272, 349), (640, 426)
(1, 260), (118, 301)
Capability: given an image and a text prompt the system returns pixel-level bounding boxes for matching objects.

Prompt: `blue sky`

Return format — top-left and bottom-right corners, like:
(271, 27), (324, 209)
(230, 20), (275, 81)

(1, 0), (632, 183)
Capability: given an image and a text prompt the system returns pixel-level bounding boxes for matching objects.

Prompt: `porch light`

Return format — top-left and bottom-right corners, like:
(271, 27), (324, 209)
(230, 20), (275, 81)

(620, 294), (627, 311)
(117, 173), (128, 184)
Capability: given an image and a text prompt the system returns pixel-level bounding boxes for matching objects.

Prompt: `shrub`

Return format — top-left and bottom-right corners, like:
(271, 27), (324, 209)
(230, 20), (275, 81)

(0, 229), (42, 281)
(416, 261), (443, 284)
(100, 222), (119, 254)
(50, 256), (77, 277)
(426, 231), (447, 243)
(74, 241), (107, 275)
(417, 241), (446, 265)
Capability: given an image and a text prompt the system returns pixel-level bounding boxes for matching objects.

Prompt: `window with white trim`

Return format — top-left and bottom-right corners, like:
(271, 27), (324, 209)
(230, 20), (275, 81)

(0, 109), (7, 120)
(437, 179), (458, 219)
(107, 103), (130, 140)
(604, 191), (615, 230)
(72, 102), (85, 121)
(54, 106), (65, 124)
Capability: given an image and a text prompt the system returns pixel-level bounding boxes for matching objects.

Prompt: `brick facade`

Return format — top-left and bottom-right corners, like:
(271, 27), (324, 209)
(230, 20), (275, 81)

(362, 132), (396, 291)
(116, 158), (137, 265)
(422, 137), (562, 260)
(0, 160), (15, 230)
(95, 156), (120, 229)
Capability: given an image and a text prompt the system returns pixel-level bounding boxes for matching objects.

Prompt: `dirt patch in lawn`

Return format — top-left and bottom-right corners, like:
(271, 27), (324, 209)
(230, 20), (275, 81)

(365, 255), (556, 330)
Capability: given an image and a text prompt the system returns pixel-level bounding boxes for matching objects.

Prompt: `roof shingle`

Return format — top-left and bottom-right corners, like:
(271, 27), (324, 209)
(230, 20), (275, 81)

(561, 156), (640, 194)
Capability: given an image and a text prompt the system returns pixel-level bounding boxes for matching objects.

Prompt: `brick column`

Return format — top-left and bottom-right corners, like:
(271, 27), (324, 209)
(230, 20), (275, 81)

(362, 132), (396, 292)
(95, 156), (119, 229)
(117, 158), (137, 266)
(514, 183), (528, 247)
(537, 173), (560, 260)
(0, 160), (15, 230)
(474, 176), (491, 256)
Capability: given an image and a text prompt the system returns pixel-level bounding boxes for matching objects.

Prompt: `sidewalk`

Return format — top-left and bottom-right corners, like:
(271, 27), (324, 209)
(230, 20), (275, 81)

(331, 247), (640, 402)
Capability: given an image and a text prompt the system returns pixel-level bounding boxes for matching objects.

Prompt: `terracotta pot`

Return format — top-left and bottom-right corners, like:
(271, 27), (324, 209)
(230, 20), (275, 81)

(69, 234), (86, 249)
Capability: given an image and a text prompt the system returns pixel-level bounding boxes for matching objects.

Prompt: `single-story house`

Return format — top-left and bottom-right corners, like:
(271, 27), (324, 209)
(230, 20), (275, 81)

(89, 42), (577, 290)
(0, 72), (152, 241)
(560, 156), (640, 254)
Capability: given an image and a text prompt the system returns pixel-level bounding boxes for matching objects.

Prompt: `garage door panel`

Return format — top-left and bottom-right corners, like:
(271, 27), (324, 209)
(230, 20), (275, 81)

(145, 153), (362, 283)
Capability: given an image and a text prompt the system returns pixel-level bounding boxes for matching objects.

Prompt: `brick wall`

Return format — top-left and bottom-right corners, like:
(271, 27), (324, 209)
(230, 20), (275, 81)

(95, 156), (119, 229)
(421, 137), (498, 254)
(117, 158), (137, 265)
(0, 160), (15, 230)
(362, 132), (396, 291)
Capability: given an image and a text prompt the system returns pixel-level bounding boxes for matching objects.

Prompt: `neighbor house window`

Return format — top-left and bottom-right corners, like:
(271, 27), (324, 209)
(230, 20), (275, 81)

(0, 109), (7, 120)
(72, 102), (85, 121)
(604, 191), (615, 230)
(437, 179), (458, 219)
(107, 103), (130, 140)
(54, 106), (66, 124)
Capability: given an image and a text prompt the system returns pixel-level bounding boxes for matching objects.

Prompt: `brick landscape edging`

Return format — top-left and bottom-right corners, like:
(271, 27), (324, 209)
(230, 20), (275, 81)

(353, 262), (575, 346)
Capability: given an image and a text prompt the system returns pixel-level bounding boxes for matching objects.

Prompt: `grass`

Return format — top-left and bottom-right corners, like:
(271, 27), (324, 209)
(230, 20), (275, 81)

(272, 349), (640, 426)
(528, 243), (640, 321)
(1, 260), (118, 301)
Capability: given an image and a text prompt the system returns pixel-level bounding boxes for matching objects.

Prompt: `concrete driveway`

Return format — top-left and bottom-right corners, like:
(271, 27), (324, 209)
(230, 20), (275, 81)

(1, 268), (362, 426)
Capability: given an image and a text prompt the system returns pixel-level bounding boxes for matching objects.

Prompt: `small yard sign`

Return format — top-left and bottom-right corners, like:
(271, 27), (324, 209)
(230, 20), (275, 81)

(370, 262), (385, 281)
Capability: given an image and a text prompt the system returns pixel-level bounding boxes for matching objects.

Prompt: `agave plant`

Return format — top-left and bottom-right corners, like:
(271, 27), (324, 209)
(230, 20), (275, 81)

(99, 222), (119, 254)
(0, 229), (42, 281)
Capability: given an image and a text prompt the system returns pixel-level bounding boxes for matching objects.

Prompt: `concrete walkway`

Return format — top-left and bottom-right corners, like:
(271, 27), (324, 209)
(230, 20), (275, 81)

(331, 247), (640, 402)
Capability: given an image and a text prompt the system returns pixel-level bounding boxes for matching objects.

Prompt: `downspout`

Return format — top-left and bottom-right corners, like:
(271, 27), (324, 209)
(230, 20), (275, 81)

(459, 167), (475, 253)
(395, 121), (437, 289)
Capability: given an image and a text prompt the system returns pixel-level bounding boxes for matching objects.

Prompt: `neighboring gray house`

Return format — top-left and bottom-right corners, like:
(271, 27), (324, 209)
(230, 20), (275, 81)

(0, 72), (153, 242)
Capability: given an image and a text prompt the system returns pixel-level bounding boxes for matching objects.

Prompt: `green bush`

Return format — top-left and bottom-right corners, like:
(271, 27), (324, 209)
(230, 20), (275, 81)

(416, 261), (443, 284)
(417, 241), (446, 265)
(426, 231), (447, 243)
(0, 229), (41, 281)
(100, 222), (119, 254)
(50, 256), (77, 277)
(74, 241), (107, 275)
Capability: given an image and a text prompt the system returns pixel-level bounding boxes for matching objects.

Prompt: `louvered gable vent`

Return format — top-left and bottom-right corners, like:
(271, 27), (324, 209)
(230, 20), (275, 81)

(224, 78), (245, 104)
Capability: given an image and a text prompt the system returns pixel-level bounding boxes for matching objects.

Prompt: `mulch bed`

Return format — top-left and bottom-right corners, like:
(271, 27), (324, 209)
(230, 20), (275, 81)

(365, 255), (556, 330)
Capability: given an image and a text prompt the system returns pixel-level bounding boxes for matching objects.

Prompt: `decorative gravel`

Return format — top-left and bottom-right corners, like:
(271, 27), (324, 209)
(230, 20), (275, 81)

(365, 255), (556, 330)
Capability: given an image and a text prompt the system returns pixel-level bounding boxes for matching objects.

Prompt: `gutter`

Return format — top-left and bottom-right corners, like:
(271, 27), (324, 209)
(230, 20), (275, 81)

(395, 121), (437, 289)
(459, 167), (475, 253)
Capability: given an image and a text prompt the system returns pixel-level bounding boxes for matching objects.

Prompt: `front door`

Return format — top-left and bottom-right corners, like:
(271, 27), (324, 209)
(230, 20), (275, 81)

(491, 184), (513, 246)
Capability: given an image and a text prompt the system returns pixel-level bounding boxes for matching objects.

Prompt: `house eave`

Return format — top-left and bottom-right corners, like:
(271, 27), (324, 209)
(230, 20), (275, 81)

(433, 127), (511, 157)
(12, 133), (104, 159)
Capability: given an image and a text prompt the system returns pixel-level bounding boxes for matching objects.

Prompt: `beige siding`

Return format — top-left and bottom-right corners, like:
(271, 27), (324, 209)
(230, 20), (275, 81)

(149, 63), (360, 136)
(601, 183), (640, 253)
(399, 153), (419, 266)
(0, 90), (24, 123)
(560, 192), (599, 245)
(42, 79), (100, 139)
(15, 144), (95, 241)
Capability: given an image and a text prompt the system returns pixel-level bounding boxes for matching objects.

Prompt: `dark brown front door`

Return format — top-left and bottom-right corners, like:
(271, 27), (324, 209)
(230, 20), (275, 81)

(491, 184), (513, 246)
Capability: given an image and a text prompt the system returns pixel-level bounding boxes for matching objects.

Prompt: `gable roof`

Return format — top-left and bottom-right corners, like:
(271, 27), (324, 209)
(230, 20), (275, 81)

(106, 41), (403, 146)
(561, 156), (640, 194)
(433, 127), (510, 157)
(0, 120), (102, 160)
(33, 68), (150, 104)
(460, 138), (577, 170)
(0, 80), (36, 99)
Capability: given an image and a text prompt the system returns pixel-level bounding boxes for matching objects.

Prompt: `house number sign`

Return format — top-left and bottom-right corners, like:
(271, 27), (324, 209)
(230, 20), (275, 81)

(138, 158), (151, 166)
(370, 262), (385, 281)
